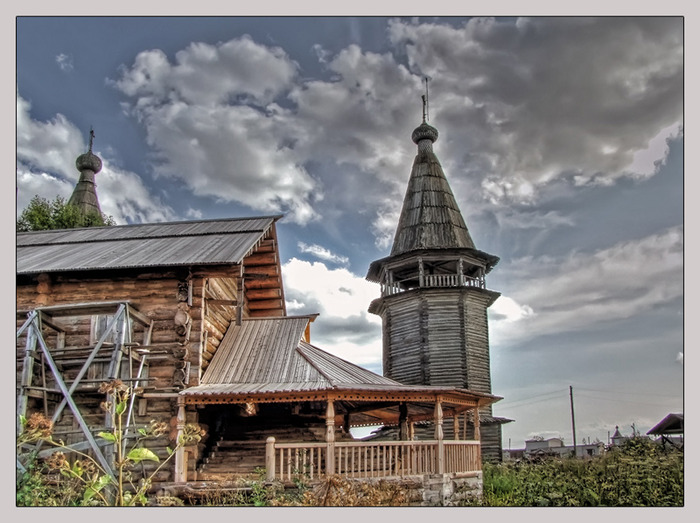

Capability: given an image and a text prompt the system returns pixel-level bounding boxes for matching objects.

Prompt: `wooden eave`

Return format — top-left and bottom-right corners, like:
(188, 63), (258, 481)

(366, 247), (500, 282)
(181, 385), (500, 428)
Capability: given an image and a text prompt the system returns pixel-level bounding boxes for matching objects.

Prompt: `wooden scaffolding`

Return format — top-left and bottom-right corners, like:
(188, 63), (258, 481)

(16, 301), (154, 476)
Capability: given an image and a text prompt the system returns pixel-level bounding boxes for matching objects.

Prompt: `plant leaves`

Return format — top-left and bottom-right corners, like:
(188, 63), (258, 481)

(127, 447), (160, 464)
(98, 431), (117, 442)
(83, 474), (111, 503)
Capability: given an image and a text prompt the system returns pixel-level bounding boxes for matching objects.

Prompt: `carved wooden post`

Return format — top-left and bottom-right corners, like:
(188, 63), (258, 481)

(174, 397), (187, 482)
(453, 413), (460, 441)
(435, 398), (444, 474)
(474, 405), (481, 441)
(399, 402), (408, 441)
(266, 437), (276, 481)
(326, 399), (335, 475)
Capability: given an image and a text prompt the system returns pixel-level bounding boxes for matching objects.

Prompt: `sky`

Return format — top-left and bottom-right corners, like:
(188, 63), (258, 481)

(13, 13), (685, 450)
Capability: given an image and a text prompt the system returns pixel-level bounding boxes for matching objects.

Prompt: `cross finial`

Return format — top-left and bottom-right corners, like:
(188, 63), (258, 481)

(424, 76), (431, 122)
(88, 127), (95, 153)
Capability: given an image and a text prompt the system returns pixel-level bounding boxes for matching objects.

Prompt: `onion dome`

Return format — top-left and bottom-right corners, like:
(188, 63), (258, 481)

(68, 128), (103, 215)
(75, 150), (102, 174)
(411, 121), (439, 145)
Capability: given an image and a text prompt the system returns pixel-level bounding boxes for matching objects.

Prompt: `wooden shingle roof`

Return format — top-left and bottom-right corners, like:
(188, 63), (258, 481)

(390, 126), (475, 256)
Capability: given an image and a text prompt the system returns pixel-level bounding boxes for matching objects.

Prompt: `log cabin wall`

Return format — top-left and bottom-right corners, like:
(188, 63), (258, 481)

(16, 267), (214, 484)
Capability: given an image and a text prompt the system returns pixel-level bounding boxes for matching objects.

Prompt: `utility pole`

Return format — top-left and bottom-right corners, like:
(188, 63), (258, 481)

(570, 385), (577, 458)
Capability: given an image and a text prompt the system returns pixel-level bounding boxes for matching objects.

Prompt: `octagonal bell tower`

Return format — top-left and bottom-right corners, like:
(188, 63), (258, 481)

(366, 98), (507, 461)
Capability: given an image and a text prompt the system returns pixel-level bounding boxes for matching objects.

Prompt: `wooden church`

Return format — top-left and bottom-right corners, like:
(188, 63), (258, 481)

(16, 102), (506, 502)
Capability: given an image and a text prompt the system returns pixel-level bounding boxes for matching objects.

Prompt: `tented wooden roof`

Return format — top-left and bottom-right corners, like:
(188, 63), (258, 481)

(390, 124), (475, 257)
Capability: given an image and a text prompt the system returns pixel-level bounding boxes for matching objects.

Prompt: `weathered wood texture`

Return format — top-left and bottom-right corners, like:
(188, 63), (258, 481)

(377, 287), (496, 392)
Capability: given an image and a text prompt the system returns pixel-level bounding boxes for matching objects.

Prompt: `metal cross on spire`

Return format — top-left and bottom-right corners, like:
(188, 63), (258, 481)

(88, 127), (95, 153)
(422, 76), (432, 123)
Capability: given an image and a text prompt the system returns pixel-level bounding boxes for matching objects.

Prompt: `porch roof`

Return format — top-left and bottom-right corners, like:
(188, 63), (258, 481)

(181, 316), (500, 424)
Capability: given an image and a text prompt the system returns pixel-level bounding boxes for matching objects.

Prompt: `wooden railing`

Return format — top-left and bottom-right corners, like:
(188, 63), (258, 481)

(381, 274), (485, 297)
(266, 438), (481, 481)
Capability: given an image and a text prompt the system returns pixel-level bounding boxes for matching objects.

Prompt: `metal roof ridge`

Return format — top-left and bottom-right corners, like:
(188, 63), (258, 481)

(295, 342), (339, 386)
(16, 214), (283, 237)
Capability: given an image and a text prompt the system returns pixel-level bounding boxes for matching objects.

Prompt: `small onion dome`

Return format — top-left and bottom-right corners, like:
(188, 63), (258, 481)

(411, 122), (439, 145)
(76, 150), (102, 174)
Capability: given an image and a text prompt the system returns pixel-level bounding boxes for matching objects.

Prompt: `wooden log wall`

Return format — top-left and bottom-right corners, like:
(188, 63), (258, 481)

(16, 267), (217, 485)
(242, 227), (286, 318)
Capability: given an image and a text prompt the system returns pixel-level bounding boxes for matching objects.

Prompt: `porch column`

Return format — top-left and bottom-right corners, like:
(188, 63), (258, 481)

(434, 398), (444, 474)
(325, 399), (335, 475)
(399, 402), (408, 440)
(474, 405), (481, 441)
(265, 437), (276, 481)
(174, 397), (187, 483)
(453, 413), (460, 441)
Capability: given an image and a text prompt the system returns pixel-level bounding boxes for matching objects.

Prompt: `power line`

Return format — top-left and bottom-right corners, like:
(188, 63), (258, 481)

(576, 387), (680, 399)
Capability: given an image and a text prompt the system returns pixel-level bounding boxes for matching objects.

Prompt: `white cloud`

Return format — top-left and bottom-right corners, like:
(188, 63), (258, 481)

(56, 53), (74, 72)
(282, 258), (382, 368)
(492, 226), (683, 345)
(297, 242), (349, 265)
(387, 17), (683, 205)
(113, 38), (320, 225)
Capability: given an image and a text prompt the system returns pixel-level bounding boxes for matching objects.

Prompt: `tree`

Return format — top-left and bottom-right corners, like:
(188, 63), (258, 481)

(17, 195), (115, 232)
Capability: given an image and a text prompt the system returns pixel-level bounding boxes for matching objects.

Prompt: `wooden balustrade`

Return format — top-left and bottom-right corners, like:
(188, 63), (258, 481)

(266, 438), (480, 481)
(381, 274), (484, 297)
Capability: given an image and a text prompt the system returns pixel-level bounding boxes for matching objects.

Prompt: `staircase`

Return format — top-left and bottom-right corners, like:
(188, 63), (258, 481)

(196, 425), (326, 480)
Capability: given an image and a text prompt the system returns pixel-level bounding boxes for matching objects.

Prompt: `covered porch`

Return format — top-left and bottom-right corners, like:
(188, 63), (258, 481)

(177, 384), (498, 483)
(173, 315), (499, 484)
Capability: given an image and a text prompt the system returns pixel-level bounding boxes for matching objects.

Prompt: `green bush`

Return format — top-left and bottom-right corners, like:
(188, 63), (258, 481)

(472, 437), (683, 507)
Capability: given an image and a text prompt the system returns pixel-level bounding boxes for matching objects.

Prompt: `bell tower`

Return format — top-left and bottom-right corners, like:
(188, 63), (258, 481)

(366, 89), (507, 460)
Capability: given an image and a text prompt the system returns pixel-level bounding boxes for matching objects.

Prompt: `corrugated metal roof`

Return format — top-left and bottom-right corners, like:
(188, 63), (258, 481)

(16, 216), (279, 274)
(185, 316), (501, 401)
(296, 342), (400, 387)
(201, 316), (321, 385)
(185, 316), (409, 397)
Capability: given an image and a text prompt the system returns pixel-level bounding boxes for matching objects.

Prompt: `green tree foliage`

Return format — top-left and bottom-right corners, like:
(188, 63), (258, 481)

(17, 195), (115, 232)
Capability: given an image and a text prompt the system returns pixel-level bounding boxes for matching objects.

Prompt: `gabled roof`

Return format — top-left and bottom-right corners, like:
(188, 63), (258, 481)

(647, 413), (684, 435)
(187, 315), (401, 396)
(182, 316), (500, 411)
(16, 216), (281, 274)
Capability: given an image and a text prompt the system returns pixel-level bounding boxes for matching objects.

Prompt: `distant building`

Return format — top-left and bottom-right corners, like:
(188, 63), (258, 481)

(610, 426), (628, 447)
(503, 436), (604, 460)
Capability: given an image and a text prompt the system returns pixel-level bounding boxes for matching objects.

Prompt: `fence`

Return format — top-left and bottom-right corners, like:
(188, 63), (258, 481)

(266, 438), (481, 482)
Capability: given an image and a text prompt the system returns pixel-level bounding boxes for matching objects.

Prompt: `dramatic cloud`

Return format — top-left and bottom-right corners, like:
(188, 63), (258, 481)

(387, 17), (683, 204)
(113, 37), (320, 225)
(491, 226), (683, 345)
(16, 95), (177, 224)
